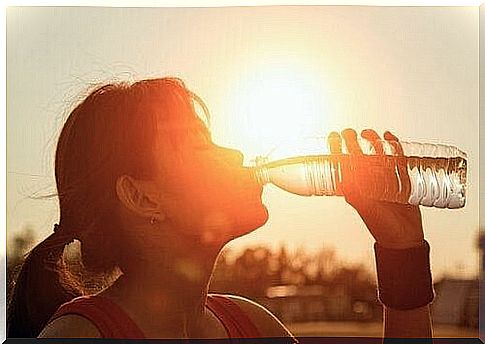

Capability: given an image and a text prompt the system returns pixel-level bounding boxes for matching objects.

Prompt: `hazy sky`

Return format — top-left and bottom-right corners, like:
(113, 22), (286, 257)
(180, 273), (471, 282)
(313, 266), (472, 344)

(7, 6), (479, 278)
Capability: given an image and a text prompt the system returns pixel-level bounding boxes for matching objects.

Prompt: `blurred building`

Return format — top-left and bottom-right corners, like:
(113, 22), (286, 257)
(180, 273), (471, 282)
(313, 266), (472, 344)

(480, 233), (485, 279)
(260, 284), (381, 323)
(479, 232), (485, 336)
(431, 278), (478, 328)
(419, 234), (481, 329)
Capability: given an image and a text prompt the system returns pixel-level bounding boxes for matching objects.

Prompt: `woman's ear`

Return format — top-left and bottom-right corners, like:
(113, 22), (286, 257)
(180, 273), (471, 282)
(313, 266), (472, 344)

(116, 175), (166, 222)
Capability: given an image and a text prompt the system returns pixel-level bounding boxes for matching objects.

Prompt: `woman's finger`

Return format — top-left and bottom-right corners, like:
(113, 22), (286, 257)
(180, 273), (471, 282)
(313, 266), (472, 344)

(361, 129), (384, 155)
(383, 130), (404, 156)
(383, 130), (410, 202)
(328, 131), (342, 154)
(341, 128), (363, 155)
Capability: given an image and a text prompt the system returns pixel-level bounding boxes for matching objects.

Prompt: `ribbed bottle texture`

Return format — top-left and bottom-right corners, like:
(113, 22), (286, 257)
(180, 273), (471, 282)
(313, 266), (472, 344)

(253, 139), (467, 209)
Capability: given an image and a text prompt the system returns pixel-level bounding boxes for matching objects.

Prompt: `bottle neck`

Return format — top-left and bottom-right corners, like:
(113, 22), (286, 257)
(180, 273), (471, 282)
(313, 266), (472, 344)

(252, 166), (270, 186)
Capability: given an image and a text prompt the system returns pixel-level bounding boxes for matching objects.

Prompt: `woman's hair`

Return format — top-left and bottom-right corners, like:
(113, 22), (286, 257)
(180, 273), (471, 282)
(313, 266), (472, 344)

(7, 77), (210, 337)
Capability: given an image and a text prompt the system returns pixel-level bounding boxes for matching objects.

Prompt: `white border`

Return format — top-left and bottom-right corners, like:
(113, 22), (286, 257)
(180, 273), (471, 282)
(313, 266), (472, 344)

(2, 3), (7, 341)
(4, 0), (485, 7)
(2, 0), (483, 341)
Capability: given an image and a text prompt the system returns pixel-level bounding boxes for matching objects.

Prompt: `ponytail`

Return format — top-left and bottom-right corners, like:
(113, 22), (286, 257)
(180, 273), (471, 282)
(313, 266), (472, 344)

(7, 225), (82, 338)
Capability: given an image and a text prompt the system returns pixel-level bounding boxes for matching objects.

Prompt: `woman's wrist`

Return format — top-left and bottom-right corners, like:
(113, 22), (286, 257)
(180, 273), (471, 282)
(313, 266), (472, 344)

(374, 240), (434, 310)
(376, 239), (426, 250)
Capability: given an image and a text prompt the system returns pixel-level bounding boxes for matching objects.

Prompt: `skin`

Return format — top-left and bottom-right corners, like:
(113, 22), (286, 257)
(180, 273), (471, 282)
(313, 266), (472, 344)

(39, 127), (432, 339)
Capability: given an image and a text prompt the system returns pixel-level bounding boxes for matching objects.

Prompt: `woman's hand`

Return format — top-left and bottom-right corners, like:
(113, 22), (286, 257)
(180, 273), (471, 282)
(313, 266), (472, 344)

(328, 128), (424, 249)
(330, 129), (433, 340)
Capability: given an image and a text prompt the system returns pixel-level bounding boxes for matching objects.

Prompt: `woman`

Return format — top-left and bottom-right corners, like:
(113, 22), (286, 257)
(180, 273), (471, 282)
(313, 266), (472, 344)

(7, 78), (433, 340)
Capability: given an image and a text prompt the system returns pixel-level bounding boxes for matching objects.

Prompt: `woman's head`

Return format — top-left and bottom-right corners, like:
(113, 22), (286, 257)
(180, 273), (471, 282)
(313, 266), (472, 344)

(55, 77), (268, 273)
(8, 77), (269, 337)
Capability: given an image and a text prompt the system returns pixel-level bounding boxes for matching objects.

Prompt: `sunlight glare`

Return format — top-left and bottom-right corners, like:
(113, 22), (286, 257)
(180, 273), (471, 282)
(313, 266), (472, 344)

(226, 60), (330, 165)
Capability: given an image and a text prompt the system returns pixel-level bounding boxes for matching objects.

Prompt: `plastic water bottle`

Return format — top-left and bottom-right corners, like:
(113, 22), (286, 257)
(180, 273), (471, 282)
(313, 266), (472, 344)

(252, 137), (467, 209)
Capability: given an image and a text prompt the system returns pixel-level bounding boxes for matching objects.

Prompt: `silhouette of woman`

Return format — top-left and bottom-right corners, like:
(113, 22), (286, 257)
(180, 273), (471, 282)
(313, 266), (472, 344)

(7, 78), (433, 340)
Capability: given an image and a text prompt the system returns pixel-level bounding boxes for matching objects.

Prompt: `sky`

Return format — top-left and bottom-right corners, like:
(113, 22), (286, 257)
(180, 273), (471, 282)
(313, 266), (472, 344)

(6, 5), (479, 279)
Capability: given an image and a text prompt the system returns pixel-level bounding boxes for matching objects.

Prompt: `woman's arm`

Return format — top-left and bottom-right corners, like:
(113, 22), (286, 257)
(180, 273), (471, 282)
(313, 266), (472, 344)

(384, 305), (432, 338)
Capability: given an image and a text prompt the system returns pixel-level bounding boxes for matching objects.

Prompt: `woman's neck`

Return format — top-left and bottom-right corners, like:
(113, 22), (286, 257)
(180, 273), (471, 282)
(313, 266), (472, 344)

(101, 242), (223, 338)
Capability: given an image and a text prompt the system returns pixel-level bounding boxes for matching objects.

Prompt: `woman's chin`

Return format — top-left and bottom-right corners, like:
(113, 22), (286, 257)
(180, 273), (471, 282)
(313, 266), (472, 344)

(196, 204), (268, 245)
(229, 204), (269, 240)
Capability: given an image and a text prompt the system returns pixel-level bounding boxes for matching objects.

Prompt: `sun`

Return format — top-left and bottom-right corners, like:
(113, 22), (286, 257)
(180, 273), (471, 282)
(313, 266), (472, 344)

(223, 58), (331, 165)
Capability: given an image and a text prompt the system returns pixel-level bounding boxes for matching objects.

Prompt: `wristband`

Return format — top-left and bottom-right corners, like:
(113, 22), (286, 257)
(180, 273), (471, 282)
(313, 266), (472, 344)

(374, 240), (434, 310)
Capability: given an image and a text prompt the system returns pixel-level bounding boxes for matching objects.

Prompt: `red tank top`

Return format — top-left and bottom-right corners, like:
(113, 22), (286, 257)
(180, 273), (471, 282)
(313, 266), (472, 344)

(48, 293), (261, 339)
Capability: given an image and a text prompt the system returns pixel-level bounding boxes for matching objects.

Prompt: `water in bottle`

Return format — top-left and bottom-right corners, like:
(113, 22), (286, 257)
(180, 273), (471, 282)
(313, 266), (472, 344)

(252, 137), (467, 209)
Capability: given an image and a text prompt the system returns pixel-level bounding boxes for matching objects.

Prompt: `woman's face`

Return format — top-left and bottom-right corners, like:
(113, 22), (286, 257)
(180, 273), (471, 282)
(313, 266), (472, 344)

(153, 122), (269, 246)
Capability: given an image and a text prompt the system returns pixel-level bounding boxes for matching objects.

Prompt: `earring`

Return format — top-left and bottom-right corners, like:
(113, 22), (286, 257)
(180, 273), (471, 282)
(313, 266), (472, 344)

(150, 215), (158, 225)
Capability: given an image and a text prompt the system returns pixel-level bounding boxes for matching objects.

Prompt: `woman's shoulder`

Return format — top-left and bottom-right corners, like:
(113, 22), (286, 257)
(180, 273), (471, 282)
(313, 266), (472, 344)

(38, 295), (105, 338)
(209, 293), (296, 340)
(38, 314), (101, 338)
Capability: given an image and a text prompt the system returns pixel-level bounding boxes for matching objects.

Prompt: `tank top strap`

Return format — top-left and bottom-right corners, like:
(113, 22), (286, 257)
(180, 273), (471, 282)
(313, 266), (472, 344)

(206, 293), (261, 338)
(50, 294), (262, 339)
(48, 295), (145, 339)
